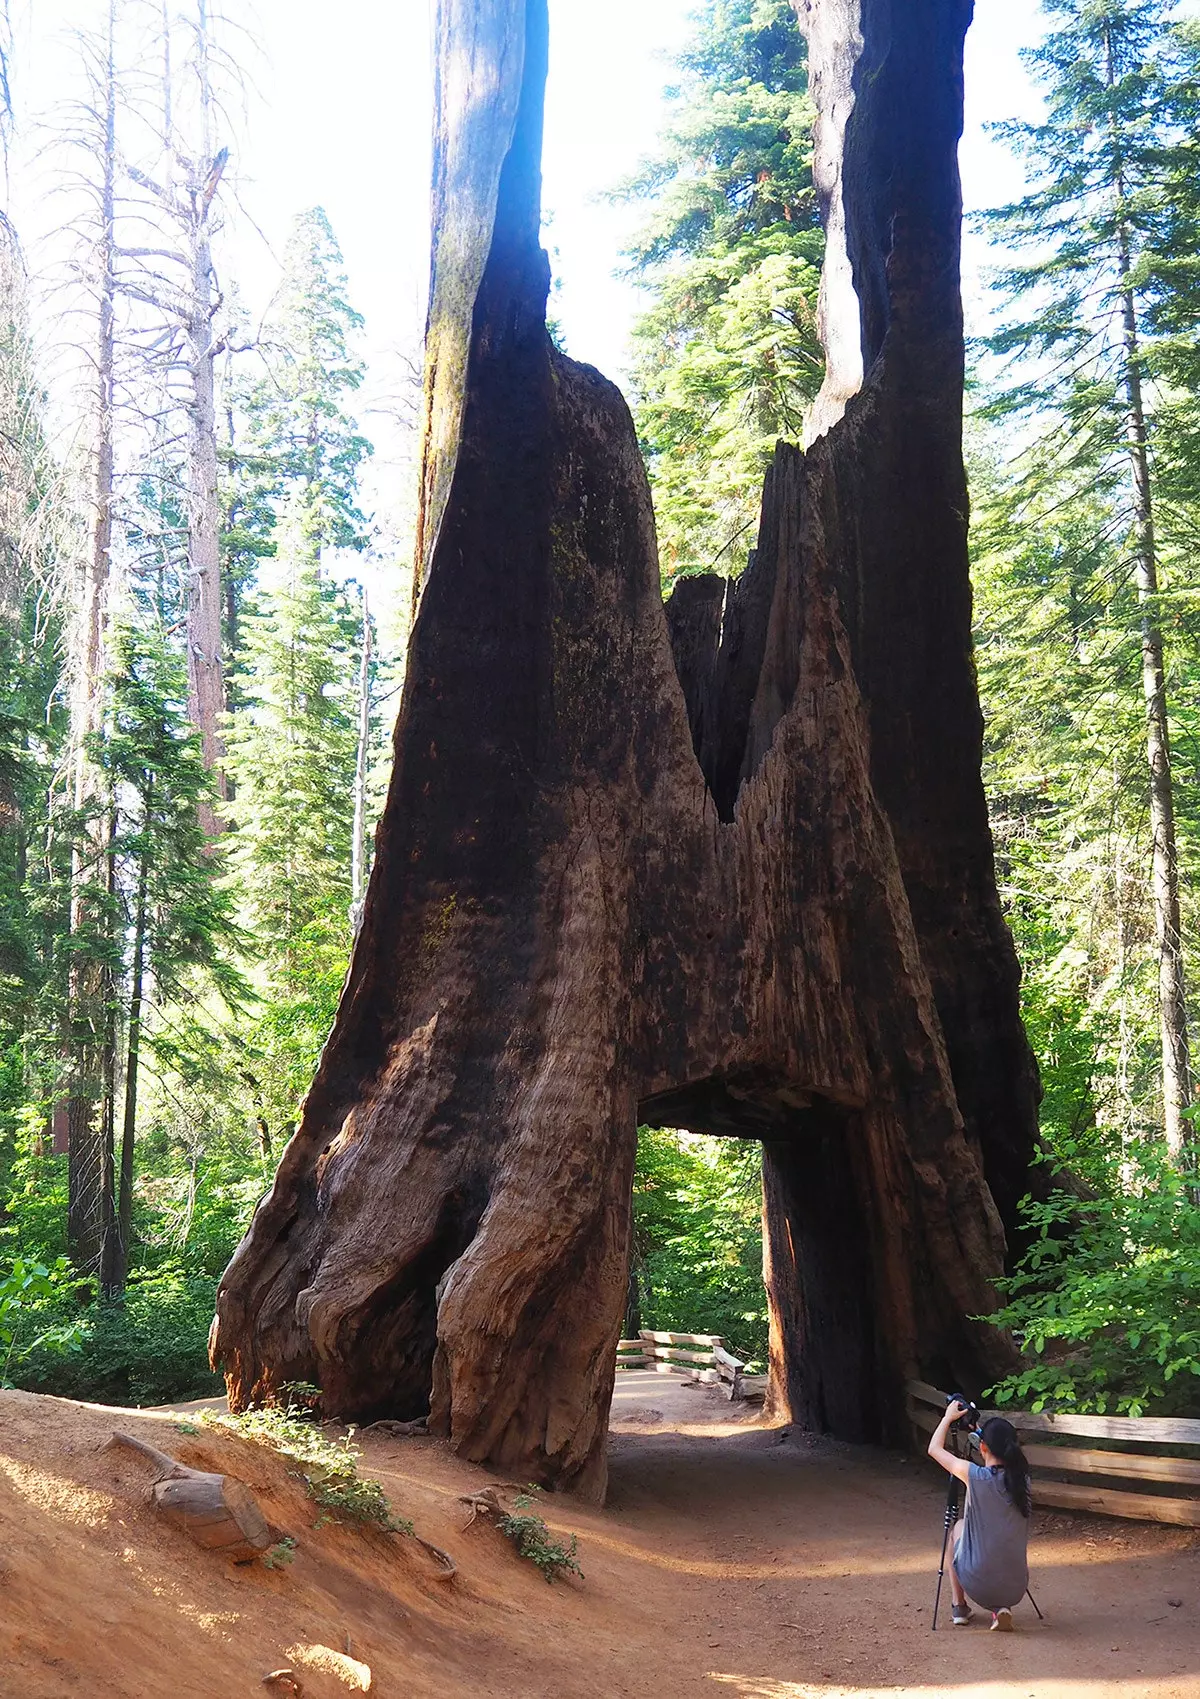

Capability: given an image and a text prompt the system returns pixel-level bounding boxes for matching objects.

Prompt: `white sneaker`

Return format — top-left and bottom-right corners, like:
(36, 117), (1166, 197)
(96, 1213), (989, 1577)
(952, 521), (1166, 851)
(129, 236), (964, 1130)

(990, 1608), (1014, 1633)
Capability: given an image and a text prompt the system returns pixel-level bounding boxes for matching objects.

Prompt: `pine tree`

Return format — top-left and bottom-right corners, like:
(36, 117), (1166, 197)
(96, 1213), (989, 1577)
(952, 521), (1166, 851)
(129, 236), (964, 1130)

(0, 218), (71, 1131)
(619, 0), (823, 581)
(100, 621), (244, 1290)
(979, 0), (1200, 1160)
(224, 491), (362, 1134)
(224, 207), (371, 572)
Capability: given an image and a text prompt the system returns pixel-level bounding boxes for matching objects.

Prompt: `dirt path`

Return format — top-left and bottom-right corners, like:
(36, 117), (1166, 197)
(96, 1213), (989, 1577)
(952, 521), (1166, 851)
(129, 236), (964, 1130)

(1, 1378), (1198, 1697)
(598, 1375), (1200, 1696)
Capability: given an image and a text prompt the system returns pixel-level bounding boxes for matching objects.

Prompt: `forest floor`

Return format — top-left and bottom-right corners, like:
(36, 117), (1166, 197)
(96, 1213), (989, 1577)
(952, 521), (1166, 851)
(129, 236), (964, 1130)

(1, 1373), (1198, 1698)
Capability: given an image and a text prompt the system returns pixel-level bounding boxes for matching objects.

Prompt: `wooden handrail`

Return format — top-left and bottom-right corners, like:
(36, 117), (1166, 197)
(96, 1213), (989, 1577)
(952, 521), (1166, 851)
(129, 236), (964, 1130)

(613, 1329), (765, 1401)
(906, 1377), (1200, 1445)
(906, 1377), (1200, 1528)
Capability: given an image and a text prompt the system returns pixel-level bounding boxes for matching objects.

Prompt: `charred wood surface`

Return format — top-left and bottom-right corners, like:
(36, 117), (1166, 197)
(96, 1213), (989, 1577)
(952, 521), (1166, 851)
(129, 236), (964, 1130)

(212, 0), (1038, 1495)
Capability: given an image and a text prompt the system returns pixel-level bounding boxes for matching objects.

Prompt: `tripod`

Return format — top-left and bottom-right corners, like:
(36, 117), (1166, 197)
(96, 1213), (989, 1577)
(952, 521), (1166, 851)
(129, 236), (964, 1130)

(930, 1426), (1045, 1630)
(930, 1430), (964, 1632)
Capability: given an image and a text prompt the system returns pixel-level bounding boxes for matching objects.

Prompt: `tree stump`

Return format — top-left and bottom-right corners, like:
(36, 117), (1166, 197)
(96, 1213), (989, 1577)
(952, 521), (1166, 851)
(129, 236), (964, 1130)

(109, 1431), (272, 1561)
(210, 0), (1040, 1497)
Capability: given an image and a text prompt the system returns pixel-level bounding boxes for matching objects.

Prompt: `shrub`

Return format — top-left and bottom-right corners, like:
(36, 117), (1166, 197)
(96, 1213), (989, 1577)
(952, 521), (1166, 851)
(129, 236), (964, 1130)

(206, 1400), (411, 1532)
(0, 1256), (84, 1383)
(985, 1142), (1200, 1418)
(10, 1267), (222, 1406)
(496, 1488), (583, 1583)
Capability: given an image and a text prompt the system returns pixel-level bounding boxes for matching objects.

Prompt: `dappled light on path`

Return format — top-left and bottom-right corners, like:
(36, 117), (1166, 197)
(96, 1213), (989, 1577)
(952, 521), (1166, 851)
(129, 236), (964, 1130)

(1, 1380), (1198, 1698)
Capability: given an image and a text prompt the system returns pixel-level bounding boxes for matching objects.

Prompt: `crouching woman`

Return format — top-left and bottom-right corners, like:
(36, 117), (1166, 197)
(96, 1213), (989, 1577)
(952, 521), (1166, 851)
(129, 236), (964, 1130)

(928, 1402), (1032, 1631)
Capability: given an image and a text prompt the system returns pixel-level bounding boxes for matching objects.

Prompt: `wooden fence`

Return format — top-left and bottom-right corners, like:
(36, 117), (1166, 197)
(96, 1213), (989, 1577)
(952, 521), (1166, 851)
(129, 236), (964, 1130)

(907, 1378), (1200, 1527)
(617, 1330), (768, 1401)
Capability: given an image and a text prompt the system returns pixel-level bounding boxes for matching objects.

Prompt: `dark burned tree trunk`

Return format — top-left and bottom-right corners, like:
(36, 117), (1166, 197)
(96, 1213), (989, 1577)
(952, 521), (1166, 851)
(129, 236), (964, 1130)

(212, 0), (1039, 1497)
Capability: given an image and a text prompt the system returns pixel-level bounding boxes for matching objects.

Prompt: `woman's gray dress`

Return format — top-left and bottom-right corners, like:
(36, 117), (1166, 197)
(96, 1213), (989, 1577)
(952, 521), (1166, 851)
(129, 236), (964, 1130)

(956, 1462), (1029, 1611)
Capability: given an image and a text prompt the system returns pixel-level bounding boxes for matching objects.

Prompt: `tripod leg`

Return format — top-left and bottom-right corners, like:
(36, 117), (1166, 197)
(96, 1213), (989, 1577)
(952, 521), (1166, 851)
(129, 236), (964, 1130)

(931, 1483), (960, 1632)
(932, 1521), (951, 1631)
(1026, 1587), (1044, 1621)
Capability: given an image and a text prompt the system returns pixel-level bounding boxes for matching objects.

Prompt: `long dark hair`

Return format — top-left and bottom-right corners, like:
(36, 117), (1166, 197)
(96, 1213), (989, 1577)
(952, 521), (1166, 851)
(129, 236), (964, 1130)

(980, 1416), (1032, 1518)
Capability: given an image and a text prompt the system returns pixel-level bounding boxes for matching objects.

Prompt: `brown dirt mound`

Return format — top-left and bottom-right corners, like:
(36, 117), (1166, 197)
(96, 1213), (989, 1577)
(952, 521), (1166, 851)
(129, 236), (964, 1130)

(1, 1376), (1199, 1697)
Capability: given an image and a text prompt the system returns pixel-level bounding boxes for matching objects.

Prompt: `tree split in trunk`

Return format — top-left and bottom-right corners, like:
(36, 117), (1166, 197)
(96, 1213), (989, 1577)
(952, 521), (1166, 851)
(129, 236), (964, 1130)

(212, 0), (1039, 1498)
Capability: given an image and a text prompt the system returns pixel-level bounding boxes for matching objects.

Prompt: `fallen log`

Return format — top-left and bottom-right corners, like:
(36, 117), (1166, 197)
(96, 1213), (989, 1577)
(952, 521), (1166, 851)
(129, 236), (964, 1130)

(108, 1430), (272, 1561)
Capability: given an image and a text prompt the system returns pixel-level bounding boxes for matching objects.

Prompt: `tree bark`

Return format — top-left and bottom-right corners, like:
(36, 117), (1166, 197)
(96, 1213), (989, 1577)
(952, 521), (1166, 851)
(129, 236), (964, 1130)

(212, 0), (1038, 1496)
(113, 830), (149, 1294)
(182, 3), (227, 833)
(185, 255), (226, 830)
(349, 587), (372, 936)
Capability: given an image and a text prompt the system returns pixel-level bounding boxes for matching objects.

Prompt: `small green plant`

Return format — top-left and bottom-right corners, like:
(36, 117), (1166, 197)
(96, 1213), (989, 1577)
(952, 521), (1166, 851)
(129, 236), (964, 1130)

(205, 1403), (411, 1532)
(279, 1379), (322, 1413)
(262, 1536), (297, 1570)
(496, 1487), (583, 1583)
(0, 1257), (85, 1385)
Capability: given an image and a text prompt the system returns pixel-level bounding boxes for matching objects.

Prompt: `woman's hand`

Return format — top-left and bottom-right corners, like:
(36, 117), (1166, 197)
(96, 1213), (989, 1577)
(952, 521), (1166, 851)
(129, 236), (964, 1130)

(927, 1401), (973, 1483)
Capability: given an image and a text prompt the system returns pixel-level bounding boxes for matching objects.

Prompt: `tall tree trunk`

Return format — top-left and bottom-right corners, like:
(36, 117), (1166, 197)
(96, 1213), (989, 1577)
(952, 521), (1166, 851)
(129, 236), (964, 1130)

(182, 1), (227, 832)
(98, 805), (121, 1295)
(213, 0), (1037, 1494)
(350, 587), (372, 935)
(1107, 32), (1192, 1161)
(114, 831), (149, 1294)
(185, 271), (225, 826)
(66, 0), (118, 1275)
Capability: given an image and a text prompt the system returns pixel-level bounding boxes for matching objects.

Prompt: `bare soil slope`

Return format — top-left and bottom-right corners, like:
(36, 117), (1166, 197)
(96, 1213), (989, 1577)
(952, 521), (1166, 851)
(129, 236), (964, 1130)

(1, 1374), (1198, 1698)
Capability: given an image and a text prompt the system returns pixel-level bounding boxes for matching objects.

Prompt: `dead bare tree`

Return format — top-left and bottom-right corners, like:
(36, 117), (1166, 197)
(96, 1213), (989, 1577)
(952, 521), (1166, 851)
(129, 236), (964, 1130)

(117, 0), (243, 831)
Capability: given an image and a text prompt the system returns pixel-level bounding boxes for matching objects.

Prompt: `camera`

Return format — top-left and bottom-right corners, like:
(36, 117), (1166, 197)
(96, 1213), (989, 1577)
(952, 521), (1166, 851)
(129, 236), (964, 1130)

(945, 1392), (981, 1431)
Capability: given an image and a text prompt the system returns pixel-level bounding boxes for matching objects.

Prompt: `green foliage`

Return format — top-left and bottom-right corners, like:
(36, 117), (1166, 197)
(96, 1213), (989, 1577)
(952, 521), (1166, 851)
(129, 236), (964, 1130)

(0, 1108), (69, 1260)
(129, 1120), (273, 1277)
(8, 1267), (221, 1404)
(224, 491), (367, 1135)
(620, 0), (823, 580)
(972, 0), (1200, 1153)
(971, 455), (1164, 1159)
(631, 1127), (767, 1365)
(986, 1144), (1200, 1416)
(0, 228), (72, 1110)
(0, 1255), (83, 1383)
(226, 206), (372, 560)
(496, 1488), (583, 1583)
(101, 622), (249, 1054)
(209, 1400), (411, 1532)
(262, 1536), (297, 1569)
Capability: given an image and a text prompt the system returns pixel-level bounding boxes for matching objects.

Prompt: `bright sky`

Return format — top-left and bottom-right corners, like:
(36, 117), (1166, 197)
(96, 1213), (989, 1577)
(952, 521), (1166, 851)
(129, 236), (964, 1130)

(8, 0), (1049, 520)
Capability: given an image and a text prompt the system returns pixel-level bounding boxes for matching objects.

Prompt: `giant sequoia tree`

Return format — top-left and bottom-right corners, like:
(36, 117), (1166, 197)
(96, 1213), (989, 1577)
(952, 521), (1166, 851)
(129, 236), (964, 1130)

(211, 0), (1040, 1498)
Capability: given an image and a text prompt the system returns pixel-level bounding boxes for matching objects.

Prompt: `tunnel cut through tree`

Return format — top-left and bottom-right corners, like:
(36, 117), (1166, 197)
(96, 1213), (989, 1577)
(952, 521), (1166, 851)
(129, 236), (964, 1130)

(211, 0), (1039, 1500)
